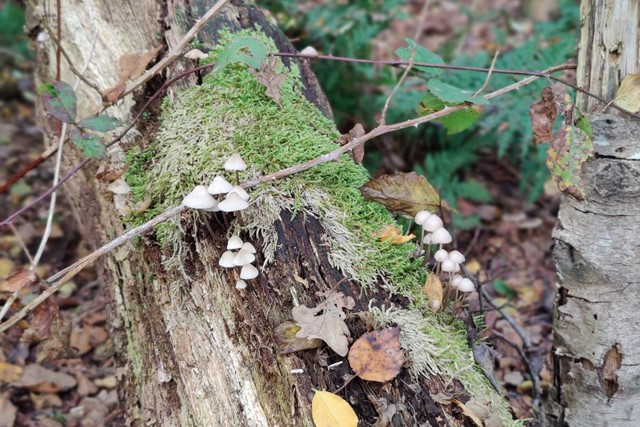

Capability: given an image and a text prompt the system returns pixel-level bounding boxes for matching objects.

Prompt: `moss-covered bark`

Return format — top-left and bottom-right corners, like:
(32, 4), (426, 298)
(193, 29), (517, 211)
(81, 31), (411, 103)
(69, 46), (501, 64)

(33, 1), (517, 425)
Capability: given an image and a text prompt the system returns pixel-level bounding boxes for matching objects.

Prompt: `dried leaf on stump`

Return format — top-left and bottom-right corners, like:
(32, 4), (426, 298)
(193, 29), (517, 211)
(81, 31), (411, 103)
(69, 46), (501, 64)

(347, 327), (404, 382)
(423, 273), (443, 312)
(546, 126), (593, 200)
(0, 269), (37, 292)
(274, 321), (323, 354)
(360, 172), (440, 217)
(251, 56), (286, 107)
(373, 225), (415, 244)
(347, 123), (365, 164)
(102, 45), (162, 104)
(529, 86), (559, 144)
(312, 391), (358, 427)
(613, 74), (640, 113)
(292, 291), (355, 356)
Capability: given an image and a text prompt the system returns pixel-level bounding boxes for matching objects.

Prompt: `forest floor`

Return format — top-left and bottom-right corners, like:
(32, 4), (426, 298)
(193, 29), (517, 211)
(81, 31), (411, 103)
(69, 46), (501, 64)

(1, 1), (562, 425)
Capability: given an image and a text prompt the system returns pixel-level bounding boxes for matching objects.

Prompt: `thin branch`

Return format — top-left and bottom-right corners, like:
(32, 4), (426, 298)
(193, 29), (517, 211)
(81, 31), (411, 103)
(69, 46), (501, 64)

(473, 50), (499, 97)
(8, 223), (34, 265)
(493, 331), (541, 408)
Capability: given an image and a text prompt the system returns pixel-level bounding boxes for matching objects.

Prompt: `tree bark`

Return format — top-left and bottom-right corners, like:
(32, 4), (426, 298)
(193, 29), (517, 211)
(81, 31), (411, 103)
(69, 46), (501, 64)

(545, 1), (640, 425)
(31, 1), (512, 426)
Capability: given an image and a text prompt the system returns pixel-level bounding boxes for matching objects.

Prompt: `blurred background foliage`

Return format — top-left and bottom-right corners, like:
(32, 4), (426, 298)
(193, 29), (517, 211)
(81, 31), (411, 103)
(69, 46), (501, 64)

(263, 0), (579, 228)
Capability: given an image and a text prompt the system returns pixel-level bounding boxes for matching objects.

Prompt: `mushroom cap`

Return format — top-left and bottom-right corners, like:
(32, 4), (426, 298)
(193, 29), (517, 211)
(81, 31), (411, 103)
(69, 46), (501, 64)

(218, 192), (249, 212)
(240, 264), (259, 280)
(184, 49), (208, 60)
(241, 242), (256, 254)
(227, 236), (243, 250)
(235, 280), (248, 290)
(423, 214), (444, 232)
(422, 233), (433, 245)
(458, 278), (475, 292)
(448, 250), (465, 264)
(415, 210), (431, 226)
(430, 227), (452, 244)
(434, 249), (449, 262)
(451, 275), (464, 287)
(233, 249), (256, 266)
(441, 259), (457, 272)
(204, 201), (220, 212)
(224, 153), (247, 171)
(108, 179), (132, 195)
(300, 46), (319, 57)
(219, 251), (236, 268)
(182, 185), (218, 209)
(230, 185), (250, 201)
(208, 176), (234, 195)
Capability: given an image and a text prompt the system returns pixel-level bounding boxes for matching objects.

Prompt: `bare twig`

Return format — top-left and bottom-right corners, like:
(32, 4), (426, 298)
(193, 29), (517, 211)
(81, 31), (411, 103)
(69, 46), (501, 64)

(493, 331), (541, 408)
(473, 50), (499, 97)
(8, 223), (34, 265)
(479, 286), (532, 350)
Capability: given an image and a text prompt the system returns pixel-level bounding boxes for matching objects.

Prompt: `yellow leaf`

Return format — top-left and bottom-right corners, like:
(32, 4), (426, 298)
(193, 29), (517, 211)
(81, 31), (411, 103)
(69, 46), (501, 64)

(613, 74), (640, 113)
(423, 273), (443, 312)
(312, 391), (358, 427)
(373, 225), (415, 244)
(452, 399), (484, 427)
(360, 172), (440, 217)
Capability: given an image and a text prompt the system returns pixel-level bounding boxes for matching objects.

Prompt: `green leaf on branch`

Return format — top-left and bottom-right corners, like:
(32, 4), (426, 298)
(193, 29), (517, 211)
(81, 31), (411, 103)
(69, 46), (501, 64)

(78, 115), (122, 132)
(416, 93), (481, 134)
(395, 38), (443, 77)
(70, 129), (105, 158)
(546, 126), (593, 200)
(38, 81), (77, 123)
(360, 172), (440, 217)
(427, 79), (488, 105)
(213, 36), (268, 73)
(574, 108), (593, 138)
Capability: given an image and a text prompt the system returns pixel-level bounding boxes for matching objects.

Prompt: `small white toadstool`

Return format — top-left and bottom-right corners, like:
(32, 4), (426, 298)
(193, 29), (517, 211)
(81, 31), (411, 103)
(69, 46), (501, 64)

(227, 236), (244, 250)
(224, 153), (247, 171)
(184, 49), (208, 60)
(208, 176), (234, 195)
(423, 233), (433, 244)
(458, 278), (475, 292)
(415, 210), (431, 225)
(229, 185), (250, 201)
(299, 46), (319, 57)
(441, 259), (457, 273)
(233, 249), (256, 266)
(218, 192), (249, 212)
(240, 264), (259, 280)
(451, 275), (464, 288)
(219, 251), (236, 268)
(108, 179), (131, 195)
(182, 185), (218, 210)
(423, 214), (444, 232)
(235, 280), (248, 290)
(448, 250), (465, 264)
(434, 249), (449, 262)
(241, 242), (256, 254)
(430, 227), (452, 244)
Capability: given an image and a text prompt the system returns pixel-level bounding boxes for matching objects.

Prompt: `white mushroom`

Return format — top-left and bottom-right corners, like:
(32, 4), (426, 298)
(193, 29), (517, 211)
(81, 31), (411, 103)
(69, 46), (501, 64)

(218, 192), (249, 212)
(448, 250), (465, 264)
(227, 236), (244, 250)
(219, 251), (236, 268)
(184, 49), (208, 60)
(233, 249), (255, 266)
(240, 264), (259, 280)
(235, 280), (248, 290)
(441, 259), (457, 273)
(299, 46), (319, 57)
(457, 278), (475, 292)
(229, 185), (250, 201)
(451, 275), (464, 288)
(207, 176), (234, 195)
(415, 210), (431, 225)
(423, 214), (444, 232)
(182, 185), (218, 210)
(224, 153), (247, 171)
(108, 179), (131, 195)
(241, 242), (256, 254)
(434, 249), (449, 262)
(430, 227), (452, 244)
(422, 233), (433, 245)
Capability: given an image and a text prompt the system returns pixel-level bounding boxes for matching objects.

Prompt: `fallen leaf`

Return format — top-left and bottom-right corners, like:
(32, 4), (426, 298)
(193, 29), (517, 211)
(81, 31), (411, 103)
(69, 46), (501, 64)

(347, 123), (365, 164)
(360, 172), (440, 217)
(546, 125), (593, 200)
(30, 392), (63, 410)
(530, 87), (558, 144)
(371, 397), (397, 427)
(0, 259), (15, 277)
(0, 270), (37, 293)
(423, 273), (443, 312)
(0, 393), (17, 427)
(71, 326), (109, 356)
(292, 291), (354, 356)
(613, 74), (640, 113)
(94, 376), (117, 389)
(22, 297), (59, 343)
(0, 362), (23, 383)
(251, 56), (287, 107)
(35, 314), (73, 362)
(102, 46), (162, 104)
(274, 321), (323, 354)
(373, 225), (415, 244)
(76, 372), (98, 396)
(452, 398), (484, 427)
(312, 391), (358, 427)
(347, 327), (404, 382)
(11, 364), (77, 393)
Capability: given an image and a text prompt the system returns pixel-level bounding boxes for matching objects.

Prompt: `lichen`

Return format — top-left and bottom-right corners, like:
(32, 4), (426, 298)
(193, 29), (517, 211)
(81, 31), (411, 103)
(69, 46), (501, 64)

(124, 28), (517, 424)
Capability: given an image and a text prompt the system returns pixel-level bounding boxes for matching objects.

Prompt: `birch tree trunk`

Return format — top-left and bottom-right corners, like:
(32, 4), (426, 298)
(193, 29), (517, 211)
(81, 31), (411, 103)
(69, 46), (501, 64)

(30, 1), (513, 425)
(544, 1), (640, 425)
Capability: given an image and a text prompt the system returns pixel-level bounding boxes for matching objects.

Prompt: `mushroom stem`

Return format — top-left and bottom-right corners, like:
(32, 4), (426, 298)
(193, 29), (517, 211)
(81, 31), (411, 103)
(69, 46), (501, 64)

(235, 170), (240, 185)
(235, 211), (245, 227)
(199, 211), (216, 240)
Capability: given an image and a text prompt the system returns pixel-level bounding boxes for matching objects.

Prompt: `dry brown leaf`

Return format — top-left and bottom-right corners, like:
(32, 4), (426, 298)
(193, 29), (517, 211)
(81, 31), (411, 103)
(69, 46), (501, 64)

(452, 398), (484, 427)
(529, 86), (559, 144)
(102, 46), (162, 104)
(373, 225), (415, 244)
(0, 269), (37, 293)
(347, 123), (365, 164)
(0, 393), (17, 427)
(274, 321), (323, 354)
(35, 314), (73, 362)
(0, 362), (23, 383)
(347, 327), (404, 382)
(312, 391), (358, 427)
(71, 326), (109, 356)
(30, 392), (63, 410)
(613, 74), (640, 113)
(423, 273), (443, 312)
(251, 56), (286, 107)
(292, 291), (354, 356)
(360, 172), (440, 217)
(11, 364), (77, 393)
(22, 297), (59, 343)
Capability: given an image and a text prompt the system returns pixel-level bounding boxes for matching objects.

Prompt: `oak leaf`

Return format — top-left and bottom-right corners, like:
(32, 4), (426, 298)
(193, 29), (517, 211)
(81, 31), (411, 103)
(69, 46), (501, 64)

(347, 327), (404, 382)
(252, 56), (286, 107)
(360, 172), (440, 217)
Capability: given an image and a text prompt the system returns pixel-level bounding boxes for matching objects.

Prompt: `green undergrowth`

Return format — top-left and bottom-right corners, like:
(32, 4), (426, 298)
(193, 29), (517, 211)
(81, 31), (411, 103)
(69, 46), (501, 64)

(124, 28), (517, 424)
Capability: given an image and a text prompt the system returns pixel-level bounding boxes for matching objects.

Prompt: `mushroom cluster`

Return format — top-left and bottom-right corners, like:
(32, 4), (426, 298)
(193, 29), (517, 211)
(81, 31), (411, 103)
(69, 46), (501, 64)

(414, 210), (475, 294)
(219, 235), (259, 289)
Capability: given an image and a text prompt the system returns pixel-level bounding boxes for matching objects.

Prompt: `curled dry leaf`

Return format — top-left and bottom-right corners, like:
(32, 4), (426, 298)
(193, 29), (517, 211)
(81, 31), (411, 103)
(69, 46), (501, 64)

(22, 297), (59, 343)
(251, 56), (286, 107)
(347, 123), (365, 164)
(423, 273), (443, 312)
(274, 321), (323, 354)
(292, 291), (354, 356)
(529, 86), (559, 144)
(360, 172), (440, 217)
(373, 225), (415, 244)
(0, 269), (37, 293)
(102, 45), (162, 104)
(312, 391), (358, 427)
(347, 327), (404, 383)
